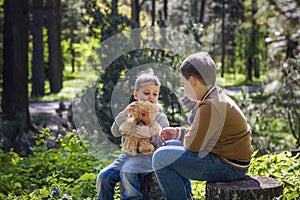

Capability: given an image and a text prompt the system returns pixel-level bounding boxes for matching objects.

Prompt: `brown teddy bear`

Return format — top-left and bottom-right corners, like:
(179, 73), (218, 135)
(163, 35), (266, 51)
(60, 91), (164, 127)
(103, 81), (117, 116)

(119, 101), (162, 156)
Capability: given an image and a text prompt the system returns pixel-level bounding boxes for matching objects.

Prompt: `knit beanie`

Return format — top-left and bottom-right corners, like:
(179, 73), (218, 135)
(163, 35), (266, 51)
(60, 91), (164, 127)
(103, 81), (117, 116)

(180, 52), (216, 86)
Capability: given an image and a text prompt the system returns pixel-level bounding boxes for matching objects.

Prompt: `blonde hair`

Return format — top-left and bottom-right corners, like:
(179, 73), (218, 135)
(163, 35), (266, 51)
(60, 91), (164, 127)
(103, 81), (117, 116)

(134, 68), (161, 90)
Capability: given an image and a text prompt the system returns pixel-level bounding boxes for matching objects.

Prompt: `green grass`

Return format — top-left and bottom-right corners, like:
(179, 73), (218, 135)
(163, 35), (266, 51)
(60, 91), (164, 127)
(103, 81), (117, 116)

(217, 73), (265, 87)
(0, 70), (265, 104)
(29, 66), (98, 102)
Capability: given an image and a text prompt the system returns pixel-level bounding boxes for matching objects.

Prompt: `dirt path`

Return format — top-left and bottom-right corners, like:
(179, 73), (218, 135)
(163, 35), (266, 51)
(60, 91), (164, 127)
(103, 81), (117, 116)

(28, 86), (262, 133)
(29, 100), (72, 115)
(28, 86), (262, 115)
(29, 100), (73, 136)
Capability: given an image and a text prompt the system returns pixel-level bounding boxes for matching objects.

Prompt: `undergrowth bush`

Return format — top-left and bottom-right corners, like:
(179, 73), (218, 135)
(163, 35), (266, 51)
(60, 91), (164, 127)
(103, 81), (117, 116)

(1, 129), (299, 199)
(248, 151), (300, 200)
(0, 129), (110, 200)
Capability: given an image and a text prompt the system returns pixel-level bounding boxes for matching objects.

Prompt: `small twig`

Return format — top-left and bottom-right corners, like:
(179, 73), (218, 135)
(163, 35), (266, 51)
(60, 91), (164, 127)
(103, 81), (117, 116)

(282, 180), (296, 187)
(269, 174), (296, 188)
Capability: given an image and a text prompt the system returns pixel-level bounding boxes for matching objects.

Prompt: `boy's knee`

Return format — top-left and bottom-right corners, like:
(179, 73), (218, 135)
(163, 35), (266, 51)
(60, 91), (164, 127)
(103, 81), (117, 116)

(96, 173), (101, 193)
(152, 149), (163, 170)
(164, 139), (183, 146)
(152, 145), (183, 170)
(97, 170), (112, 183)
(96, 172), (108, 192)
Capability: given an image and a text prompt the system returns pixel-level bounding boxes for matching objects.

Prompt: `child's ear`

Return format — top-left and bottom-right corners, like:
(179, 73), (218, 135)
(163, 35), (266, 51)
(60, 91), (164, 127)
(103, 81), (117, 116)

(189, 76), (197, 86)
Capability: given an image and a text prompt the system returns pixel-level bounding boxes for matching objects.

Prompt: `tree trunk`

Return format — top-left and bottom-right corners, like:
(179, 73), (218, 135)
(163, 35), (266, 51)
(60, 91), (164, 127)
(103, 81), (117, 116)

(131, 0), (140, 28)
(191, 0), (198, 21)
(130, 0), (141, 48)
(206, 175), (283, 200)
(247, 0), (259, 81)
(2, 0), (34, 154)
(151, 0), (155, 26)
(163, 0), (168, 20)
(141, 172), (163, 200)
(46, 0), (62, 93)
(199, 0), (206, 23)
(252, 0), (258, 80)
(247, 58), (253, 81)
(70, 41), (76, 72)
(31, 0), (45, 96)
(221, 0), (225, 78)
(55, 0), (64, 86)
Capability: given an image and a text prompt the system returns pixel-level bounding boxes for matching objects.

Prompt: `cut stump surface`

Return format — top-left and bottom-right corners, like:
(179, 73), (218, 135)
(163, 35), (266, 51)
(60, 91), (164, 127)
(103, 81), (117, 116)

(206, 175), (283, 200)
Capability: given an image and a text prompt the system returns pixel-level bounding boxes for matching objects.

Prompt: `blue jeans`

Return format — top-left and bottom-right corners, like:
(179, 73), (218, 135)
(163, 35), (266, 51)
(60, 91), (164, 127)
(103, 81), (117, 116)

(152, 140), (247, 200)
(96, 167), (120, 200)
(120, 171), (148, 200)
(96, 154), (152, 200)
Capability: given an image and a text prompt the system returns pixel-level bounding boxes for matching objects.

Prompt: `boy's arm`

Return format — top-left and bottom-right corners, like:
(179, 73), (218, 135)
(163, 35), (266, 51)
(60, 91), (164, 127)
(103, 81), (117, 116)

(151, 112), (170, 148)
(112, 101), (138, 137)
(175, 127), (189, 141)
(111, 112), (127, 137)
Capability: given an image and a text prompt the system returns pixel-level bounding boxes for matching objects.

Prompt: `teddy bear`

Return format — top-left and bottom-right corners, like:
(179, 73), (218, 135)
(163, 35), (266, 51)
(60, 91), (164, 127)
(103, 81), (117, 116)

(119, 100), (162, 156)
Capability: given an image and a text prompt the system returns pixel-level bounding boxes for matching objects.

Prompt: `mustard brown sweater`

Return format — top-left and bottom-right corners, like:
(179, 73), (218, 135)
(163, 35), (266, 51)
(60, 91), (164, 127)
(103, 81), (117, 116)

(183, 88), (254, 170)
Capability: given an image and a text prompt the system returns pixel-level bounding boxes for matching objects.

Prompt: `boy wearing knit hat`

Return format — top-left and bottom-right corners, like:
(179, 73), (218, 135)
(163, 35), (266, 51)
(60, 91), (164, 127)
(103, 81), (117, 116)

(153, 52), (254, 200)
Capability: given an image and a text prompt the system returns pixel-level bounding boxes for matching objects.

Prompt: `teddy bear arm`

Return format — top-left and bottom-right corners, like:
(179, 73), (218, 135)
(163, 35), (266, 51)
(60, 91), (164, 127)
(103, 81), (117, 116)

(119, 121), (134, 136)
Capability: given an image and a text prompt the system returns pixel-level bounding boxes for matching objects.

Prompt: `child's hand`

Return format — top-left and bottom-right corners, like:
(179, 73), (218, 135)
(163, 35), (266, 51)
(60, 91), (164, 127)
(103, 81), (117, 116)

(136, 125), (151, 138)
(160, 127), (178, 143)
(122, 101), (138, 116)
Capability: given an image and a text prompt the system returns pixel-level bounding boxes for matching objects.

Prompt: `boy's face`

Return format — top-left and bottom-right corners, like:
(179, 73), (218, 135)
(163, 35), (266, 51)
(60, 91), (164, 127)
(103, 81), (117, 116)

(180, 74), (197, 101)
(134, 83), (160, 104)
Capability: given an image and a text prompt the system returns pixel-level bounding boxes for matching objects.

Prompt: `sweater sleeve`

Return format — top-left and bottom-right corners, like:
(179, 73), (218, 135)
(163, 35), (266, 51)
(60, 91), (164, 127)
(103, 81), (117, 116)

(184, 102), (223, 152)
(111, 112), (127, 137)
(151, 112), (169, 148)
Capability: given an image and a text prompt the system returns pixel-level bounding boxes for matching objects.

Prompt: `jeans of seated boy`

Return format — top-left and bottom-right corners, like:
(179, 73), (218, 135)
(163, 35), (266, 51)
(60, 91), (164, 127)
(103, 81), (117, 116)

(96, 166), (149, 200)
(96, 153), (156, 200)
(96, 153), (128, 200)
(157, 140), (192, 199)
(152, 140), (247, 200)
(96, 167), (121, 200)
(120, 170), (148, 200)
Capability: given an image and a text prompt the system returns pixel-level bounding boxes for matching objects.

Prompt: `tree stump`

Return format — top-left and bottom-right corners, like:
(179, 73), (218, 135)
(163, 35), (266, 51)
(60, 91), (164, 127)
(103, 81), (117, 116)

(141, 172), (163, 200)
(206, 175), (283, 200)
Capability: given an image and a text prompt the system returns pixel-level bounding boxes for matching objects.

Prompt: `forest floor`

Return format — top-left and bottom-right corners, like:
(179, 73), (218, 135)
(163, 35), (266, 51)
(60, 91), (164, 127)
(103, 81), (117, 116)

(28, 86), (263, 147)
(29, 100), (73, 148)
(29, 99), (72, 131)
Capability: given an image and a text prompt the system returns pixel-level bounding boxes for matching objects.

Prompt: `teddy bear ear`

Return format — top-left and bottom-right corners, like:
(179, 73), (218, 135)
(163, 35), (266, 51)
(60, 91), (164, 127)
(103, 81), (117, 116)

(151, 104), (159, 114)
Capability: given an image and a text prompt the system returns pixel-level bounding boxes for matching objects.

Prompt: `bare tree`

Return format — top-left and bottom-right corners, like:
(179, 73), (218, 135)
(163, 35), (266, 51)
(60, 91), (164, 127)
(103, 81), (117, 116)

(199, 0), (206, 23)
(191, 0), (198, 20)
(163, 0), (168, 20)
(246, 0), (258, 81)
(151, 0), (155, 26)
(1, 0), (35, 154)
(221, 0), (225, 77)
(46, 0), (63, 93)
(131, 0), (147, 28)
(31, 0), (45, 96)
(131, 0), (140, 27)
